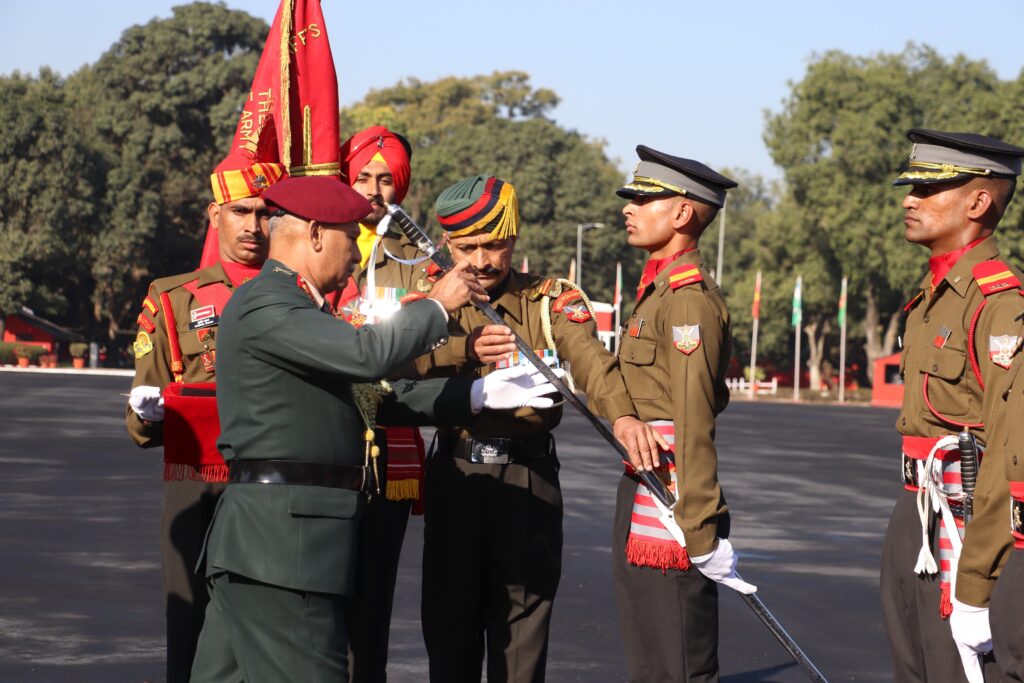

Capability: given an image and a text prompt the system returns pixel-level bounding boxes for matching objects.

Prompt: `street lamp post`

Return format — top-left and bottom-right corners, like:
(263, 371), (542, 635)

(576, 222), (604, 289)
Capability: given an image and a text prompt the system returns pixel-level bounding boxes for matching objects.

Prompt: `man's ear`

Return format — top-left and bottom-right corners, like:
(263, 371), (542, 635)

(309, 220), (324, 252)
(966, 188), (995, 222)
(207, 202), (221, 228)
(672, 198), (694, 230)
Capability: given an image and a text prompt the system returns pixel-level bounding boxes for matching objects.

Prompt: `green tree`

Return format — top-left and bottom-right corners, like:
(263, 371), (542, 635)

(765, 45), (1009, 382)
(66, 2), (268, 340)
(341, 71), (643, 303)
(0, 69), (101, 338)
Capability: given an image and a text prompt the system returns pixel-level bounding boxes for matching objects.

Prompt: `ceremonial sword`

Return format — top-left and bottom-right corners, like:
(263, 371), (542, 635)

(386, 203), (830, 682)
(956, 429), (984, 683)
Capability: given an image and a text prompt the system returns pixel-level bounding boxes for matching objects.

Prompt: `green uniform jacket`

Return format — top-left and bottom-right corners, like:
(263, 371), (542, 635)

(206, 259), (473, 595)
(894, 237), (1024, 606)
(414, 270), (636, 438)
(617, 249), (730, 558)
(126, 263), (234, 448)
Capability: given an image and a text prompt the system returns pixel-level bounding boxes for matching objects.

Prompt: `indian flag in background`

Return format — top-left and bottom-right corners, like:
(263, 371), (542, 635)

(521, 255), (529, 273)
(791, 275), (802, 327)
(751, 270), (762, 320)
(838, 276), (847, 327)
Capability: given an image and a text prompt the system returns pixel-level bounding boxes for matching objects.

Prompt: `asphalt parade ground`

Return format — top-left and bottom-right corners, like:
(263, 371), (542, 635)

(0, 370), (901, 682)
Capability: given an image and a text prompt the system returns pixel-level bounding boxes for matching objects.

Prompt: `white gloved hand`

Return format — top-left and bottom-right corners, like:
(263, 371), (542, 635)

(470, 364), (565, 412)
(950, 598), (990, 683)
(129, 385), (164, 422)
(691, 538), (757, 594)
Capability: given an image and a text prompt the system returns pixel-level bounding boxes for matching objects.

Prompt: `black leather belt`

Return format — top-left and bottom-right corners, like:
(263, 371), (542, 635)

(228, 459), (368, 492)
(902, 454), (920, 489)
(440, 433), (554, 465)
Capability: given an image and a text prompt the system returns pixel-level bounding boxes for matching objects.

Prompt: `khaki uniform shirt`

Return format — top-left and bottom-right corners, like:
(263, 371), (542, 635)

(616, 249), (730, 558)
(126, 263), (236, 448)
(895, 237), (1024, 605)
(415, 270), (636, 439)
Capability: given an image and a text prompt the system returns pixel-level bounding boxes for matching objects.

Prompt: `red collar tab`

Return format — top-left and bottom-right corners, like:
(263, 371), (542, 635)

(667, 265), (703, 290)
(904, 290), (925, 312)
(973, 260), (1020, 296)
(929, 237), (986, 286)
(637, 248), (695, 297)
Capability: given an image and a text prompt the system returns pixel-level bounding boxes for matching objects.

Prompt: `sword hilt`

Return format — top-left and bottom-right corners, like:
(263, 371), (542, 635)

(958, 429), (979, 521)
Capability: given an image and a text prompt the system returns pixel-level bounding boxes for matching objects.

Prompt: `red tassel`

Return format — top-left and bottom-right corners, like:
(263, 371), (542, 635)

(625, 537), (690, 572)
(163, 462), (229, 483)
(939, 583), (953, 620)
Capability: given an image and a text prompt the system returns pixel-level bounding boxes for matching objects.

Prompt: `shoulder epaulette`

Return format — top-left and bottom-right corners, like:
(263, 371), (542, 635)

(152, 271), (202, 295)
(903, 290), (925, 312)
(667, 265), (703, 290)
(530, 277), (564, 301)
(973, 260), (1020, 296)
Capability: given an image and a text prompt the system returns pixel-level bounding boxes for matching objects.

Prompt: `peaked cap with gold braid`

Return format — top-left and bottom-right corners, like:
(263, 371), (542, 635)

(894, 128), (1024, 186)
(435, 175), (519, 240)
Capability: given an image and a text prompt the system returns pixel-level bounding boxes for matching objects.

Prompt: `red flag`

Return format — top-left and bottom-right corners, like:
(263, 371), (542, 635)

(201, 0), (340, 268)
(751, 269), (762, 320)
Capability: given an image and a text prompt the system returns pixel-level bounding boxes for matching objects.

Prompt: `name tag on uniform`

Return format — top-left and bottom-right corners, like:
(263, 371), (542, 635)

(189, 305), (218, 330)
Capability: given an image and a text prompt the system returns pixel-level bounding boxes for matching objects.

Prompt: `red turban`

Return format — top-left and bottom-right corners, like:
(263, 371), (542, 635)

(340, 126), (412, 204)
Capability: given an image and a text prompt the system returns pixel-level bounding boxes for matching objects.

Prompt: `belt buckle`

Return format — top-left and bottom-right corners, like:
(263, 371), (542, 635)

(1012, 499), (1024, 536)
(902, 454), (919, 488)
(469, 438), (511, 465)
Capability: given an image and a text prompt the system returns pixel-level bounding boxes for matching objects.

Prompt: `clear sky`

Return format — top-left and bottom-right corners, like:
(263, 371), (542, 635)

(3, 1), (1023, 180)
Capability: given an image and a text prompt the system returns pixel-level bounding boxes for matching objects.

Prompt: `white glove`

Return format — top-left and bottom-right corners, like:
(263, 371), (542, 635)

(470, 364), (564, 412)
(950, 598), (990, 683)
(691, 538), (758, 594)
(128, 385), (164, 422)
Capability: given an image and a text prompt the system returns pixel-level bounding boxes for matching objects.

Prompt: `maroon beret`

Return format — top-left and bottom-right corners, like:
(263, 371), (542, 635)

(262, 176), (373, 224)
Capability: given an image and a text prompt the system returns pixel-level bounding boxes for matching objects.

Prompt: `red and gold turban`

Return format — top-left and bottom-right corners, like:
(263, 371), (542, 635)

(340, 126), (412, 204)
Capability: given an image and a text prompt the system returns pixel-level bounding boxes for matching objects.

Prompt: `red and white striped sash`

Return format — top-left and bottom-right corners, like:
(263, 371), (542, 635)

(624, 421), (690, 571)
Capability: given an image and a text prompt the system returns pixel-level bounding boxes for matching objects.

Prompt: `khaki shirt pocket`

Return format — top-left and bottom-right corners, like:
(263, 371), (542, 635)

(620, 337), (659, 401)
(922, 346), (970, 418)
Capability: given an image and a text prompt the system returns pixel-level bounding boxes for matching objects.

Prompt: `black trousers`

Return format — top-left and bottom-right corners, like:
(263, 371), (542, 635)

(421, 443), (562, 683)
(992, 549), (1024, 681)
(343, 494), (412, 682)
(612, 474), (719, 683)
(191, 572), (348, 683)
(161, 479), (225, 683)
(880, 490), (1000, 682)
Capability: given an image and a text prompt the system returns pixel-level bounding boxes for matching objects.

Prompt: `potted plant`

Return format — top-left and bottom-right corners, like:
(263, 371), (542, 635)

(14, 344), (34, 368)
(69, 342), (90, 369)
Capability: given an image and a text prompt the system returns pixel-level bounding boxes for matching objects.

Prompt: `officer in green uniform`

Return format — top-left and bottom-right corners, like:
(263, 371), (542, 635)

(612, 146), (755, 683)
(189, 175), (558, 683)
(126, 153), (285, 683)
(413, 174), (665, 683)
(880, 129), (1024, 683)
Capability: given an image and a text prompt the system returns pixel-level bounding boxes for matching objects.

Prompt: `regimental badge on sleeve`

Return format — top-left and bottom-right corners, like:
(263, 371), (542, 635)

(672, 324), (701, 355)
(989, 334), (1022, 369)
(562, 303), (592, 323)
(133, 331), (154, 359)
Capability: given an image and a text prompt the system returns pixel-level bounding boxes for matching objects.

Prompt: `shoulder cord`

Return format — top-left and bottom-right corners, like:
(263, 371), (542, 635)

(914, 436), (968, 576)
(540, 278), (597, 394)
(159, 291), (185, 383)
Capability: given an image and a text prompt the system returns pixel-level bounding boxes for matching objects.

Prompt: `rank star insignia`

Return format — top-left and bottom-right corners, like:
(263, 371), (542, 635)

(672, 324), (701, 355)
(989, 334), (1022, 369)
(133, 331), (154, 359)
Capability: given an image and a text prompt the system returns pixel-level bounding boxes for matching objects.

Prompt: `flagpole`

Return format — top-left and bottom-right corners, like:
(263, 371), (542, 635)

(614, 261), (623, 354)
(793, 275), (802, 402)
(749, 269), (761, 399)
(838, 275), (848, 404)
(716, 199), (727, 287)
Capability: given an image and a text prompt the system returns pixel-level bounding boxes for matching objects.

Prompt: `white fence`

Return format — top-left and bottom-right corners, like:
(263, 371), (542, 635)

(725, 377), (779, 395)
